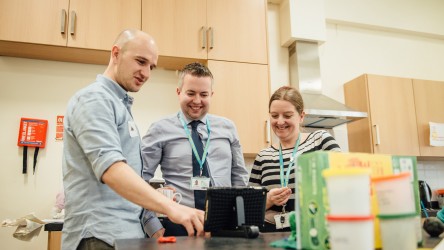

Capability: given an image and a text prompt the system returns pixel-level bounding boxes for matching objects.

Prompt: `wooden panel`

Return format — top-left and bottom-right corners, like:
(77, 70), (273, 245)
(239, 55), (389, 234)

(0, 40), (109, 65)
(47, 231), (62, 250)
(0, 40), (208, 70)
(344, 74), (373, 153)
(366, 75), (420, 156)
(68, 0), (141, 50)
(209, 60), (270, 155)
(142, 0), (207, 59)
(413, 79), (444, 157)
(207, 0), (268, 64)
(0, 0), (69, 46)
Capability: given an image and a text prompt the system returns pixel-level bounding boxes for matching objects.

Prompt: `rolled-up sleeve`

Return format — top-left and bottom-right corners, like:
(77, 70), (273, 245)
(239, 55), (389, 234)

(69, 92), (127, 182)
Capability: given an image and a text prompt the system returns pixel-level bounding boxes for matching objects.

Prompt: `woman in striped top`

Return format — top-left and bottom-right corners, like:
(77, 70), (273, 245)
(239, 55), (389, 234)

(248, 86), (341, 232)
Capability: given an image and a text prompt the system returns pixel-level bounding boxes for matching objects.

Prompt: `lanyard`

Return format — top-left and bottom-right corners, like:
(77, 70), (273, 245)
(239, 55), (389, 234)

(278, 133), (301, 187)
(179, 114), (211, 176)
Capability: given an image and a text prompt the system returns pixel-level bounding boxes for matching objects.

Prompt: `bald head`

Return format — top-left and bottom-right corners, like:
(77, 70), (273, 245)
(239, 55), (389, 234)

(113, 29), (157, 55)
(104, 29), (159, 92)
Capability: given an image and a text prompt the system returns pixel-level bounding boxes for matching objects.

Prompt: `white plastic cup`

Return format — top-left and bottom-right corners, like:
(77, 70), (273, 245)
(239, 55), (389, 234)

(322, 168), (372, 216)
(378, 213), (417, 250)
(372, 172), (415, 215)
(327, 215), (374, 250)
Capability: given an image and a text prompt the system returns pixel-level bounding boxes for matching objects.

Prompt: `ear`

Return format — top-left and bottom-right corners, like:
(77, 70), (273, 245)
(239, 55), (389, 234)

(176, 87), (181, 96)
(210, 91), (214, 97)
(300, 111), (305, 123)
(111, 45), (120, 62)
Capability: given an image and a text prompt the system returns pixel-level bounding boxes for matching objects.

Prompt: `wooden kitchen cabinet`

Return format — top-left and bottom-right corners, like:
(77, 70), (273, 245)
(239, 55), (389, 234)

(0, 0), (141, 50)
(344, 74), (420, 156)
(0, 0), (69, 46)
(208, 60), (270, 155)
(413, 79), (444, 157)
(142, 0), (268, 64)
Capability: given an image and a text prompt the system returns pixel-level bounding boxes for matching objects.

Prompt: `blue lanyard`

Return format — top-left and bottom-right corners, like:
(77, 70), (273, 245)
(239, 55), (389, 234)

(179, 114), (211, 176)
(278, 134), (301, 187)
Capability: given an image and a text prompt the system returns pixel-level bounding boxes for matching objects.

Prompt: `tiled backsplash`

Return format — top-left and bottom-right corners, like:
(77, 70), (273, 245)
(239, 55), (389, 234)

(417, 160), (444, 200)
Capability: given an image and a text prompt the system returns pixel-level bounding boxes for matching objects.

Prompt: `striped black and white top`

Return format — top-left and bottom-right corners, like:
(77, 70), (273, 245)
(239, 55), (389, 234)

(248, 130), (341, 214)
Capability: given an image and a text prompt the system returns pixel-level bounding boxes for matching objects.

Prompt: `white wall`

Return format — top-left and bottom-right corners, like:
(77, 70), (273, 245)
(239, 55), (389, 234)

(0, 57), (178, 250)
(267, 1), (444, 194)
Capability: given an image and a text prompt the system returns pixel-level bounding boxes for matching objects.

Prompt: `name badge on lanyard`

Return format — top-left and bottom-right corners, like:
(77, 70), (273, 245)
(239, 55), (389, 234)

(190, 176), (211, 190)
(179, 114), (212, 190)
(275, 133), (301, 229)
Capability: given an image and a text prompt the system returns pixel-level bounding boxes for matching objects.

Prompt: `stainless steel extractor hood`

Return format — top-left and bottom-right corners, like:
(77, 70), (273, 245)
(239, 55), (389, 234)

(289, 41), (367, 128)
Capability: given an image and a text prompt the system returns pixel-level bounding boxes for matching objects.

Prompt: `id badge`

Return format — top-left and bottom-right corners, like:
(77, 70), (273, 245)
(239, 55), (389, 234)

(274, 213), (291, 229)
(128, 121), (138, 137)
(190, 176), (210, 190)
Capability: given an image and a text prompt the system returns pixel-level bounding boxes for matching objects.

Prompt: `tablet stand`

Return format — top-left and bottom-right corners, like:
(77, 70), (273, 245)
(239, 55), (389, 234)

(211, 196), (260, 238)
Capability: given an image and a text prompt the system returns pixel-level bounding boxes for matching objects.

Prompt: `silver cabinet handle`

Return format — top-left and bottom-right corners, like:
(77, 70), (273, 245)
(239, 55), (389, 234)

(70, 11), (76, 35)
(201, 26), (206, 49)
(266, 120), (271, 143)
(61, 9), (67, 34)
(373, 124), (380, 145)
(208, 27), (214, 49)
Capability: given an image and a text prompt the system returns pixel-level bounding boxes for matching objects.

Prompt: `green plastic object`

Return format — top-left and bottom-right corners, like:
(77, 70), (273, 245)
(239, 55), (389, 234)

(269, 212), (296, 249)
(438, 208), (444, 223)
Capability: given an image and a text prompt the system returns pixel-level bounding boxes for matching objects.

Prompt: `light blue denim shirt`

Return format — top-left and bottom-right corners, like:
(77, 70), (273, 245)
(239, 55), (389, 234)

(62, 75), (145, 249)
(140, 111), (249, 236)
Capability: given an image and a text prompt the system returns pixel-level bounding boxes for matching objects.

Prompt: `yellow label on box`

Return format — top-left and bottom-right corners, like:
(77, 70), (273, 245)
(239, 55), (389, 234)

(328, 152), (393, 176)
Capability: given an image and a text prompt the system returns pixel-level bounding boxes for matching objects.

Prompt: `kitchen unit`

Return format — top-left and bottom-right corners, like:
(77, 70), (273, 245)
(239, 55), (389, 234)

(344, 74), (444, 158)
(0, 0), (270, 155)
(142, 0), (270, 155)
(0, 0), (141, 49)
(413, 79), (444, 157)
(142, 0), (268, 64)
(209, 61), (270, 155)
(0, 0), (141, 64)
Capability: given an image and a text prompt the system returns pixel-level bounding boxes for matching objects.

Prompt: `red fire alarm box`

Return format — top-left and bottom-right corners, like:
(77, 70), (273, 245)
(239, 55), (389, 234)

(17, 118), (48, 148)
(17, 118), (48, 174)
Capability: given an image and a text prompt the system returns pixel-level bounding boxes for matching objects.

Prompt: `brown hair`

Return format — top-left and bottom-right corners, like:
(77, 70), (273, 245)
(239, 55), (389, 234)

(178, 62), (214, 89)
(269, 86), (304, 114)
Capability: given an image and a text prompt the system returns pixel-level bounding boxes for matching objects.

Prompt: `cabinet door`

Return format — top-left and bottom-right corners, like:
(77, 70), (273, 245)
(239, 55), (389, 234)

(0, 0), (69, 46)
(142, 0), (207, 59)
(208, 60), (270, 155)
(413, 79), (444, 157)
(68, 0), (141, 50)
(367, 75), (420, 156)
(207, 0), (268, 64)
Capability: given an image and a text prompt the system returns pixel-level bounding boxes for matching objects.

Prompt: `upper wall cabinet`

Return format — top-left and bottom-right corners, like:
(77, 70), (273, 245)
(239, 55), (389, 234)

(209, 60), (270, 155)
(0, 0), (141, 50)
(142, 0), (268, 64)
(0, 0), (69, 46)
(413, 79), (444, 157)
(344, 74), (420, 156)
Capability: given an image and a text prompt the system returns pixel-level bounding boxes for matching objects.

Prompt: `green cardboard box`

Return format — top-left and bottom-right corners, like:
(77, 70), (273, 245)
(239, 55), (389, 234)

(294, 151), (421, 249)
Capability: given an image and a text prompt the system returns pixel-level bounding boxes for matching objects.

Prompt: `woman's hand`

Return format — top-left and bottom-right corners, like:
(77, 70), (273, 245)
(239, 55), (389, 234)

(266, 187), (292, 209)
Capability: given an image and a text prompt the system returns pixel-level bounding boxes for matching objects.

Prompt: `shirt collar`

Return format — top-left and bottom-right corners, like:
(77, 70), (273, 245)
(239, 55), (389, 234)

(97, 74), (134, 108)
(177, 111), (208, 125)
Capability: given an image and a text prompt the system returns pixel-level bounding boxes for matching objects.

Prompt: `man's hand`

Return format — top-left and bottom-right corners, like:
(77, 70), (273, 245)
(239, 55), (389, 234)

(266, 187), (292, 209)
(151, 228), (165, 238)
(166, 203), (205, 236)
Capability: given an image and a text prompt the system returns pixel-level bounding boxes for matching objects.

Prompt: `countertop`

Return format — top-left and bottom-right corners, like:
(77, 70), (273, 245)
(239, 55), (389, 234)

(43, 221), (442, 249)
(114, 231), (443, 250)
